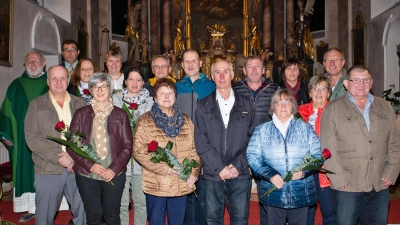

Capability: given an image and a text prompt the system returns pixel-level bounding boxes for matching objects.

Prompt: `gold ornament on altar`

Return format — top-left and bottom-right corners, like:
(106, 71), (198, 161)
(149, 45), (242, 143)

(208, 23), (229, 37)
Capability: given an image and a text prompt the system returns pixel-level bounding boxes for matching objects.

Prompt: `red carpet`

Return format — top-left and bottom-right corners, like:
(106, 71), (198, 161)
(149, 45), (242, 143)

(1, 199), (400, 224)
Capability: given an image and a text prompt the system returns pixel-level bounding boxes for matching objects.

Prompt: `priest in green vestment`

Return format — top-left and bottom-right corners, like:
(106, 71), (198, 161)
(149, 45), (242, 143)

(0, 51), (48, 220)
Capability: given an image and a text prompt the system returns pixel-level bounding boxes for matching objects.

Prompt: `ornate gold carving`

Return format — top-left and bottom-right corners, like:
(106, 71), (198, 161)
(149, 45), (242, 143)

(77, 13), (87, 33)
(208, 24), (229, 37)
(352, 4), (365, 29)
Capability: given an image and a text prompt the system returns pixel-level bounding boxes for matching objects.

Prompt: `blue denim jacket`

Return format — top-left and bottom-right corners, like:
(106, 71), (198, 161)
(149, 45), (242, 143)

(247, 118), (321, 208)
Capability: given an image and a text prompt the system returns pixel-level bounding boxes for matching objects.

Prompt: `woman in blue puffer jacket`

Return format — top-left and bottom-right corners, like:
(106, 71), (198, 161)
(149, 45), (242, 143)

(247, 89), (322, 225)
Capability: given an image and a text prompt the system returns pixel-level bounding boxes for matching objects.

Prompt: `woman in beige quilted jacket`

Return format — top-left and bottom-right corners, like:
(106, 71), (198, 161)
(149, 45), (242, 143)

(133, 78), (200, 225)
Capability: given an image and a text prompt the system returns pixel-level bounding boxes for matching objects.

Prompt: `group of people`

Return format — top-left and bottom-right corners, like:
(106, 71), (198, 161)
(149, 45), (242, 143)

(1, 43), (400, 225)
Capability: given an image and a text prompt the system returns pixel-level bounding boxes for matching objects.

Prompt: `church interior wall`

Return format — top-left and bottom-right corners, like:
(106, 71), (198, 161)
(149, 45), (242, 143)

(367, 3), (400, 96)
(0, 0), (88, 102)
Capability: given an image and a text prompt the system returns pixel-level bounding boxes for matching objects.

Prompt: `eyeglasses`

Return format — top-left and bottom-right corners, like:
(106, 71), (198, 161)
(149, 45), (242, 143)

(152, 65), (169, 70)
(26, 59), (42, 64)
(311, 87), (329, 91)
(325, 58), (342, 64)
(275, 100), (292, 106)
(63, 48), (78, 53)
(349, 78), (372, 84)
(92, 84), (110, 91)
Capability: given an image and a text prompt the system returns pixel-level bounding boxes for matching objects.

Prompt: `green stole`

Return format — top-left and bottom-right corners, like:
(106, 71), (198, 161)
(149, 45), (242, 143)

(0, 71), (48, 196)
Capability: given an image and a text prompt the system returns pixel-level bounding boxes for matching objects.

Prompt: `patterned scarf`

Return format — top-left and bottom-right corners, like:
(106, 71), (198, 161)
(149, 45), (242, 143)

(122, 88), (149, 105)
(150, 103), (185, 137)
(91, 97), (114, 160)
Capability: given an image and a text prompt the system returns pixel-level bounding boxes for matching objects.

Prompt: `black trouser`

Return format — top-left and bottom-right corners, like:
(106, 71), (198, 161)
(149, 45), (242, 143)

(76, 173), (126, 225)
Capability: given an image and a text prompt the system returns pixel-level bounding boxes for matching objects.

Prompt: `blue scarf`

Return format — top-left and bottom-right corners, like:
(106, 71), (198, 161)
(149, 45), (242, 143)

(150, 103), (185, 137)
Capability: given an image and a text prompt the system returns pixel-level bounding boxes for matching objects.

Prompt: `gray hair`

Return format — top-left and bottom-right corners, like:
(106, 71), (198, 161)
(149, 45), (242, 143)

(24, 51), (46, 64)
(88, 72), (114, 95)
(211, 59), (234, 76)
(346, 65), (371, 80)
(268, 89), (298, 115)
(308, 75), (332, 96)
(151, 55), (171, 66)
(323, 47), (345, 61)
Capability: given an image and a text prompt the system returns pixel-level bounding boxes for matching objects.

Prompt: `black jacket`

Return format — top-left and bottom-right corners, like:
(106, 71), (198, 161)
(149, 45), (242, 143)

(194, 89), (256, 181)
(233, 78), (279, 126)
(279, 80), (310, 106)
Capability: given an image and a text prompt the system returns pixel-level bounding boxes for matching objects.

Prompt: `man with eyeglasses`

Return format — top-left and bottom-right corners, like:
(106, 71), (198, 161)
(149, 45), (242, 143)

(320, 65), (400, 225)
(0, 51), (49, 223)
(61, 39), (80, 77)
(175, 49), (215, 225)
(323, 48), (347, 100)
(25, 65), (86, 225)
(144, 55), (175, 96)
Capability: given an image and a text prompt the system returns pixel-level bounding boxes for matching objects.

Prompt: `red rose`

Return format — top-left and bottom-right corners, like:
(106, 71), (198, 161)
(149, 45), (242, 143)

(55, 121), (66, 132)
(83, 89), (90, 95)
(148, 140), (158, 152)
(129, 103), (139, 110)
(322, 148), (332, 159)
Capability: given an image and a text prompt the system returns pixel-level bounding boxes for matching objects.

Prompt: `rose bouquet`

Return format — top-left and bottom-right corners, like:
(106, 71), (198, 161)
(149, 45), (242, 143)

(121, 102), (140, 132)
(48, 121), (113, 185)
(148, 140), (198, 192)
(260, 148), (334, 198)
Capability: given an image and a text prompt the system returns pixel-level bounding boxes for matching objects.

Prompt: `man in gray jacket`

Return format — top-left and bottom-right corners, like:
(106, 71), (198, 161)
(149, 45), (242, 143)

(320, 65), (400, 225)
(25, 65), (86, 225)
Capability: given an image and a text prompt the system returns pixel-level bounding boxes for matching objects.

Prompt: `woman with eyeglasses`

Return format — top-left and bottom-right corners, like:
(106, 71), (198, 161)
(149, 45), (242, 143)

(279, 58), (311, 105)
(66, 73), (133, 224)
(298, 75), (336, 225)
(67, 58), (98, 105)
(247, 89), (321, 225)
(113, 67), (154, 225)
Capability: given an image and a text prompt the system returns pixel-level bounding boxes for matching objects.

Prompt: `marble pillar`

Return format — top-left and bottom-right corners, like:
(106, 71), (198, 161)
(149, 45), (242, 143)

(163, 0), (171, 52)
(263, 0), (271, 49)
(150, 0), (159, 55)
(286, 0), (294, 58)
(274, 0), (285, 60)
(140, 0), (148, 43)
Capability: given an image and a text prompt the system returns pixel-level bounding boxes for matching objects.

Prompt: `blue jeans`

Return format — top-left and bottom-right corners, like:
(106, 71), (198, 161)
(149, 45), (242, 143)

(331, 188), (389, 225)
(307, 173), (336, 225)
(183, 176), (207, 225)
(146, 194), (187, 225)
(204, 178), (251, 225)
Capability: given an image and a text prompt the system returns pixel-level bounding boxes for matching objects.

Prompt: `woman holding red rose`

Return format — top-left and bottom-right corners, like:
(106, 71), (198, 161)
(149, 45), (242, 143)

(67, 73), (133, 225)
(298, 75), (336, 225)
(133, 78), (200, 225)
(113, 66), (154, 225)
(67, 58), (98, 105)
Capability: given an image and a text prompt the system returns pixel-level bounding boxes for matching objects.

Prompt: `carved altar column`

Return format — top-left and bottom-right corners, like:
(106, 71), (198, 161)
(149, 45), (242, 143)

(274, 0), (284, 60)
(263, 0), (271, 49)
(150, 0), (159, 56)
(286, 0), (294, 57)
(163, 0), (171, 52)
(140, 0), (148, 43)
